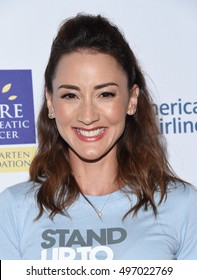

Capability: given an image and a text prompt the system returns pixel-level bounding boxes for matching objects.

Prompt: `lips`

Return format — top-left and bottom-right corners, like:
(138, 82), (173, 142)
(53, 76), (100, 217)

(73, 127), (107, 141)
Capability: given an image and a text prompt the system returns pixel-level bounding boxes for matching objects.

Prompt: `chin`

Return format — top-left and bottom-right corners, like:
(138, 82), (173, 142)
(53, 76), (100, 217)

(75, 149), (109, 162)
(79, 154), (104, 163)
(69, 145), (115, 162)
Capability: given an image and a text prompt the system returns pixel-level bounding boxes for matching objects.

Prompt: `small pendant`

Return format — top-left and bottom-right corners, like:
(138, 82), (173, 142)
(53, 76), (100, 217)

(98, 211), (102, 217)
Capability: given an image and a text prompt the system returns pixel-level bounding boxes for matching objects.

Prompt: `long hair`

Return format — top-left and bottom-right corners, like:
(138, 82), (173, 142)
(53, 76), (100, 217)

(29, 14), (186, 219)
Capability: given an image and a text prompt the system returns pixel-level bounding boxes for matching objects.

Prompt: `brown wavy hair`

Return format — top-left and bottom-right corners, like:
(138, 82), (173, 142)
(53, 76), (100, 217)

(29, 14), (186, 219)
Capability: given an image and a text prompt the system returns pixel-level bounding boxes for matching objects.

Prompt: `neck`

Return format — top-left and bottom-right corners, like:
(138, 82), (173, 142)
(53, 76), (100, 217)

(69, 150), (120, 196)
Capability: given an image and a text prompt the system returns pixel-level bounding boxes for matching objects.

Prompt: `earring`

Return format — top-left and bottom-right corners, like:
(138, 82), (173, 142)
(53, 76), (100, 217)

(48, 112), (54, 119)
(128, 110), (135, 115)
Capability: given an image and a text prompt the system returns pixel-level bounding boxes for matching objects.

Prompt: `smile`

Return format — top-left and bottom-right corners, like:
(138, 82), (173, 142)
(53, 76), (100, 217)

(76, 128), (105, 137)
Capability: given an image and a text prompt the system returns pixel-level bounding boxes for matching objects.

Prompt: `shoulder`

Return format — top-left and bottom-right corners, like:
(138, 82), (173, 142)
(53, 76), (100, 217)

(0, 181), (39, 207)
(167, 181), (197, 201)
(158, 181), (197, 214)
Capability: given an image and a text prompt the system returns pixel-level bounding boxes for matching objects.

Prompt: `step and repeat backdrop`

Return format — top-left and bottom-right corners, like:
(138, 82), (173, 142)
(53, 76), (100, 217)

(0, 0), (196, 192)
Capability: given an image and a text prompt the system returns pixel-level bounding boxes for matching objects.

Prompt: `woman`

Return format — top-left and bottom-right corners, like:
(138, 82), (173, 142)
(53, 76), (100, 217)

(0, 14), (197, 260)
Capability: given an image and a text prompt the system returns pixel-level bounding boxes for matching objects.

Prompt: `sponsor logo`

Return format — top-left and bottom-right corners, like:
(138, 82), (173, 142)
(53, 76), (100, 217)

(0, 147), (36, 172)
(0, 70), (36, 144)
(153, 98), (197, 134)
(0, 70), (36, 172)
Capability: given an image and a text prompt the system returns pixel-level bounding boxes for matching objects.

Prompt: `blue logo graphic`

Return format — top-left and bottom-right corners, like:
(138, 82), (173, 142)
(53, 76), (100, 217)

(0, 70), (36, 144)
(153, 98), (197, 134)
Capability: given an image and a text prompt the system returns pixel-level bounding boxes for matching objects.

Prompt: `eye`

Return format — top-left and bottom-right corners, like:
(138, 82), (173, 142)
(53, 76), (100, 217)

(61, 93), (78, 99)
(100, 92), (116, 98)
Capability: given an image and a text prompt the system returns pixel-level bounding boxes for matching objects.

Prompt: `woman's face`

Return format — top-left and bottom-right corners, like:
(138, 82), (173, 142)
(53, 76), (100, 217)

(46, 51), (138, 162)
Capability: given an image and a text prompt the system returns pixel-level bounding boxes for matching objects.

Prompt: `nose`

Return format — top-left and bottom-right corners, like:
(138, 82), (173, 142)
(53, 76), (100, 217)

(77, 99), (100, 125)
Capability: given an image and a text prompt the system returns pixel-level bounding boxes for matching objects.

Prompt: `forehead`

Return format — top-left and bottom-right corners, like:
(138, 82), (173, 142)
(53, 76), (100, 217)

(53, 50), (127, 84)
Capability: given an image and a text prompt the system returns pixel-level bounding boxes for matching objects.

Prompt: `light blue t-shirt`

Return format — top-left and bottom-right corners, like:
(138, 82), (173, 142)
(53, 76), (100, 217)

(0, 181), (197, 260)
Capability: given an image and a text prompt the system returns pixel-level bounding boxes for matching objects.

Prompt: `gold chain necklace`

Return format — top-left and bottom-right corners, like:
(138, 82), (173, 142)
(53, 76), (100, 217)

(81, 193), (111, 219)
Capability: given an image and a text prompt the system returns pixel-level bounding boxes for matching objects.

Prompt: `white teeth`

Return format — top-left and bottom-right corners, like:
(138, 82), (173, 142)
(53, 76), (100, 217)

(76, 128), (105, 137)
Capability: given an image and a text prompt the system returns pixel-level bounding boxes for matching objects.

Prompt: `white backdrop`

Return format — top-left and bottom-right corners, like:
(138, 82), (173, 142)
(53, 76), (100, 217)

(0, 0), (196, 192)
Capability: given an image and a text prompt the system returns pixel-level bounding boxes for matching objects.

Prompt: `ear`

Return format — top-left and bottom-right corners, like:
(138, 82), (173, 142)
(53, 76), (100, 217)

(127, 84), (139, 115)
(45, 88), (55, 118)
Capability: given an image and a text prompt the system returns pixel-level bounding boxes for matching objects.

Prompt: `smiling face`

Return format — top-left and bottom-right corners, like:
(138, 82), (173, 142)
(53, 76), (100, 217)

(46, 50), (138, 163)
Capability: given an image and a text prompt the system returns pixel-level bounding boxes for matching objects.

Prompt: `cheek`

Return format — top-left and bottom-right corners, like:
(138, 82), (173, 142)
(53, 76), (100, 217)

(105, 103), (128, 125)
(53, 104), (73, 123)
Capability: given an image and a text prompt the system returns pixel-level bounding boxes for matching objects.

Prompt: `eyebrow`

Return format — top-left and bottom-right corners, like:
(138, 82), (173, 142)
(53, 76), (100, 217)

(94, 82), (119, 90)
(58, 84), (79, 90)
(58, 82), (119, 91)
